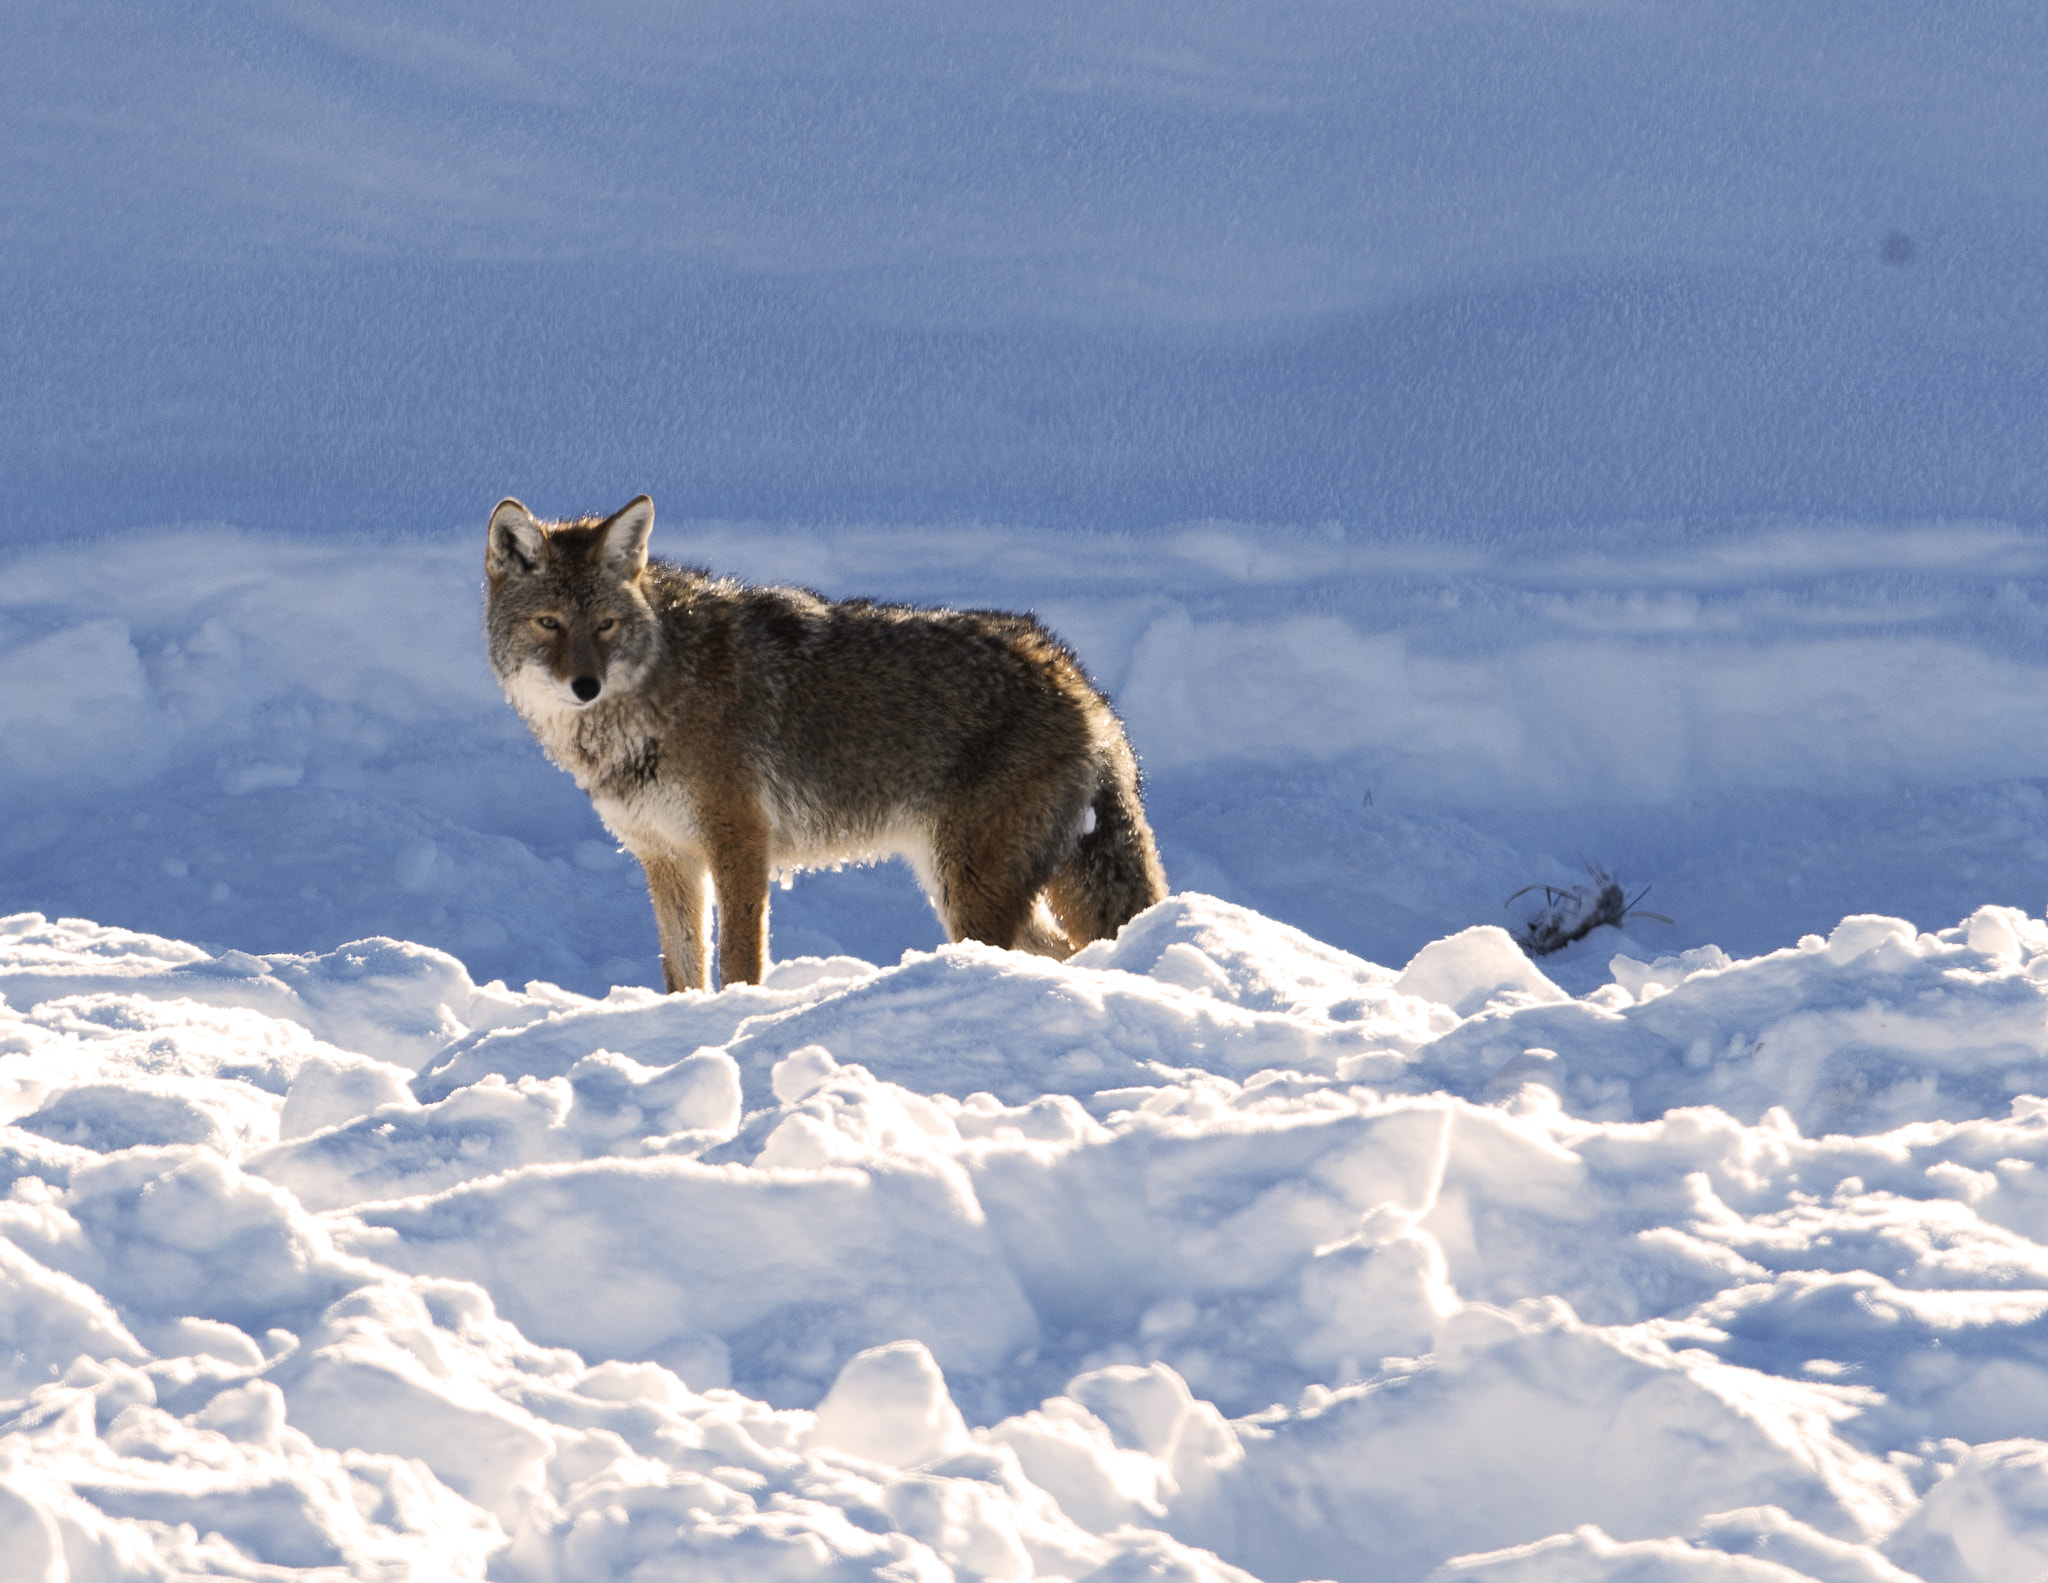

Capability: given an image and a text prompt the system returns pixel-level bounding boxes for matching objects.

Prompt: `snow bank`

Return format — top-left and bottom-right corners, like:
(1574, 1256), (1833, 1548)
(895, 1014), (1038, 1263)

(13, 519), (2048, 1000)
(14, 896), (2048, 1578)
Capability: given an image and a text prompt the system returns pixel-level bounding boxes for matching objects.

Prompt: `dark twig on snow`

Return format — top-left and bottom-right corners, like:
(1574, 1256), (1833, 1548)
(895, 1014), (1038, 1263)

(1506, 864), (1673, 958)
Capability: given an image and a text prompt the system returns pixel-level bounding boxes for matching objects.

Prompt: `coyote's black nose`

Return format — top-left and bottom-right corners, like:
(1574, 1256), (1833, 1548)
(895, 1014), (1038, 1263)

(572, 676), (601, 703)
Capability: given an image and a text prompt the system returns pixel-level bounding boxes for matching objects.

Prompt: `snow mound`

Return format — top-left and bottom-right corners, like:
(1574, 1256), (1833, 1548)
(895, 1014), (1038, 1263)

(12, 897), (2048, 1577)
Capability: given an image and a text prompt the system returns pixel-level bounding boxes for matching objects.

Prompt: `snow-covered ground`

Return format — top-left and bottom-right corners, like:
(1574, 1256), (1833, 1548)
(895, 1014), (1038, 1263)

(14, 0), (2048, 1577)
(13, 894), (2048, 1581)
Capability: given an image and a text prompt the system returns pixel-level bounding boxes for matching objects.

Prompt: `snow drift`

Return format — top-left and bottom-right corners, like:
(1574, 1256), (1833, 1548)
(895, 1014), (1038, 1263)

(10, 895), (2048, 1579)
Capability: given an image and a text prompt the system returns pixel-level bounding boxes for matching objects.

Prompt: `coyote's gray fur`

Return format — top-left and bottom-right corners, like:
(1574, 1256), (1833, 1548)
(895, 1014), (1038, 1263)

(483, 495), (1169, 991)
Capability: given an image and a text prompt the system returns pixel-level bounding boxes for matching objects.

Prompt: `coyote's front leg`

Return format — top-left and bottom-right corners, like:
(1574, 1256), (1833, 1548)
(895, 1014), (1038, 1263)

(709, 832), (772, 988)
(641, 848), (711, 992)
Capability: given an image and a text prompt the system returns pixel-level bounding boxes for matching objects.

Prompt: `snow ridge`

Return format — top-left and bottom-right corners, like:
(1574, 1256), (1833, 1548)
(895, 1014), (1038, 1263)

(11, 896), (2048, 1579)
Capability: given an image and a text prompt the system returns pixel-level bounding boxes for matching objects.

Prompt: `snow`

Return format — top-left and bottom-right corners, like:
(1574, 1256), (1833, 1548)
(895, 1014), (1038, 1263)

(13, 0), (2048, 1577)
(17, 520), (2048, 998)
(11, 897), (2048, 1578)
(12, 5), (2048, 536)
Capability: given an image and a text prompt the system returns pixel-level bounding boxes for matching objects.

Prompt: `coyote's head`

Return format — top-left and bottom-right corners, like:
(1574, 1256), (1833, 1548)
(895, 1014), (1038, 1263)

(483, 495), (663, 711)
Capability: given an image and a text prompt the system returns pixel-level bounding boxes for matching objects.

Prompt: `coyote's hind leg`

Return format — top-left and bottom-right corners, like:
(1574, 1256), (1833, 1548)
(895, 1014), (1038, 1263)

(1013, 894), (1077, 958)
(930, 796), (1074, 956)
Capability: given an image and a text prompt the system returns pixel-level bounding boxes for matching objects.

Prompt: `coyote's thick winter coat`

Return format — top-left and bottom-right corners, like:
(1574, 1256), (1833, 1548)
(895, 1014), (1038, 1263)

(484, 496), (1168, 991)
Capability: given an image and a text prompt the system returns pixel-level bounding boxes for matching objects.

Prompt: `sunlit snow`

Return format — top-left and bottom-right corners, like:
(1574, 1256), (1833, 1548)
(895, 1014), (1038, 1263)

(12, 898), (2048, 1579)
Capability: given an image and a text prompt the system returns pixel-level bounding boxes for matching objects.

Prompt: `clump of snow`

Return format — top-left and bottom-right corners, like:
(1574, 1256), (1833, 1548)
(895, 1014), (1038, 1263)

(1396, 925), (1571, 1019)
(1609, 944), (1734, 1002)
(808, 1339), (975, 1468)
(12, 896), (2048, 1576)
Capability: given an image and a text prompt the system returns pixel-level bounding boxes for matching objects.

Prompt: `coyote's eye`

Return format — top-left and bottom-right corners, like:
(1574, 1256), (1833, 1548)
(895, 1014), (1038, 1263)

(536, 615), (562, 632)
(595, 618), (617, 634)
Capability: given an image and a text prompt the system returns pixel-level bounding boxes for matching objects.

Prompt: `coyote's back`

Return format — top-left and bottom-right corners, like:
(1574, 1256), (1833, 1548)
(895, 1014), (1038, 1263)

(483, 494), (1168, 991)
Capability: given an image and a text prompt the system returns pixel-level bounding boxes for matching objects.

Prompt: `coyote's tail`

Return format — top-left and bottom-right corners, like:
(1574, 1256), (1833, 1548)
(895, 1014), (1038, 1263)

(1052, 754), (1169, 947)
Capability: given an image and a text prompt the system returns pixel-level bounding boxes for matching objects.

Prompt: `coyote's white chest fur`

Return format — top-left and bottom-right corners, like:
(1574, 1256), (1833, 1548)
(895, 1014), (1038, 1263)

(483, 492), (1167, 991)
(503, 658), (932, 881)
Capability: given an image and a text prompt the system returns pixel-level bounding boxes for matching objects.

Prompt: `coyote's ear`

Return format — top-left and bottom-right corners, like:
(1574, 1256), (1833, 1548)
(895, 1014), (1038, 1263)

(600, 495), (654, 579)
(487, 498), (545, 578)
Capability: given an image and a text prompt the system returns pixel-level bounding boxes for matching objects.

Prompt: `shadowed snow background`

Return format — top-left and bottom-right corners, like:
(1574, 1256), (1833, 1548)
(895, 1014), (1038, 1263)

(7, 2), (2048, 534)
(10, 520), (2048, 992)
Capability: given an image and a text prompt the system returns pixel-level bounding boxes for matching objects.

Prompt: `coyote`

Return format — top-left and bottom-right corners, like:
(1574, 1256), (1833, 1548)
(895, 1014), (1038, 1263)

(484, 496), (1168, 991)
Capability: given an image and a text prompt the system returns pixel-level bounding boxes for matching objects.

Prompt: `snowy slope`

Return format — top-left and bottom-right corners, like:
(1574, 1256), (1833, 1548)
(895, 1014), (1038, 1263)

(12, 897), (2048, 1580)
(7, 1), (2048, 535)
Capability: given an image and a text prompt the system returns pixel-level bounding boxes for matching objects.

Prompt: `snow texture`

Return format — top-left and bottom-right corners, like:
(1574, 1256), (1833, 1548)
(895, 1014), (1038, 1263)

(9, 4), (2048, 536)
(9, 897), (2048, 1578)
